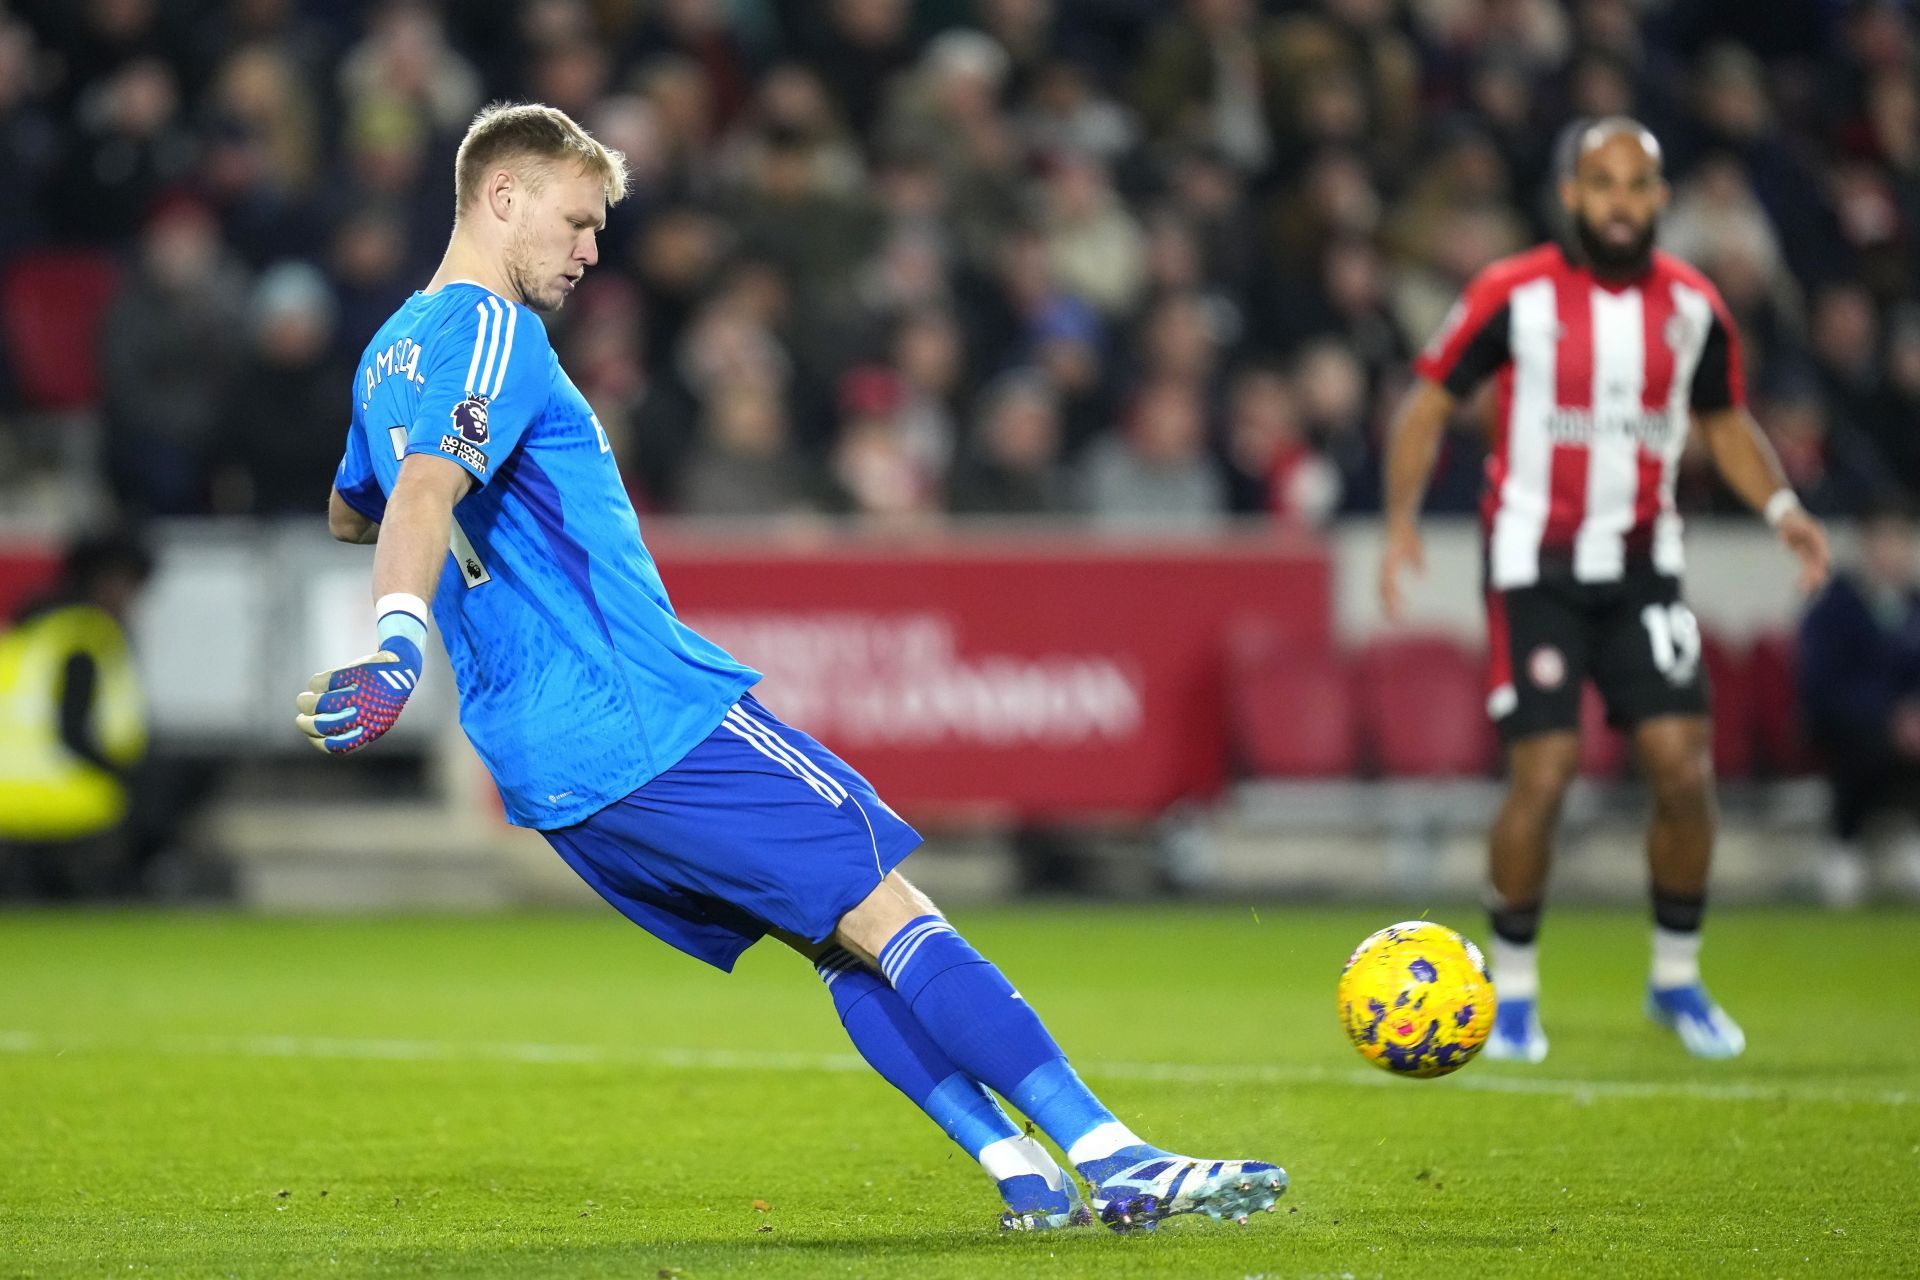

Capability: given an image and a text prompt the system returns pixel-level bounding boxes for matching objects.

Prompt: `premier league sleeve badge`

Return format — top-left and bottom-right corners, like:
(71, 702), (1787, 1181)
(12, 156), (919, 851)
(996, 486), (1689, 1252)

(452, 394), (491, 445)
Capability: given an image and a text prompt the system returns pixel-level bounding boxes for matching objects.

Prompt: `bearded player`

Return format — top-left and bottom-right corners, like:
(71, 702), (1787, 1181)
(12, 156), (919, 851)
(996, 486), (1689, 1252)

(1379, 118), (1830, 1061)
(295, 102), (1283, 1231)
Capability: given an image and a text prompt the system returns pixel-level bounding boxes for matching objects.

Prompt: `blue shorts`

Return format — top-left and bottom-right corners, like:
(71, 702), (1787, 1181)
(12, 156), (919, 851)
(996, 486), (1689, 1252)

(542, 693), (923, 970)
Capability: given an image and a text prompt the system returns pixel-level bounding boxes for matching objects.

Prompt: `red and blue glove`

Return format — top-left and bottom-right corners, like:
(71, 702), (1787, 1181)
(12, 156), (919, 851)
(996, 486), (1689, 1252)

(294, 600), (428, 755)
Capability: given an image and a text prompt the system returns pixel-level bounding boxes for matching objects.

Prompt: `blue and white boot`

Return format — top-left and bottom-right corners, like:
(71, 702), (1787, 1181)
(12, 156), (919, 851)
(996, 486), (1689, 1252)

(1647, 982), (1745, 1058)
(1090, 1155), (1287, 1231)
(997, 1169), (1090, 1231)
(1482, 995), (1549, 1063)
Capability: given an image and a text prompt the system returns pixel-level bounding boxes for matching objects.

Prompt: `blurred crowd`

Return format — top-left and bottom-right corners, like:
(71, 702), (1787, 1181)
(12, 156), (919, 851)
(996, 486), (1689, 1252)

(2, 0), (1918, 527)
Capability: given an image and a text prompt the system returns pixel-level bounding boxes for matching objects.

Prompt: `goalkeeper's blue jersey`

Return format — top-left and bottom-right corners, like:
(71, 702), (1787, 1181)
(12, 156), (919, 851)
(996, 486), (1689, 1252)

(332, 281), (760, 829)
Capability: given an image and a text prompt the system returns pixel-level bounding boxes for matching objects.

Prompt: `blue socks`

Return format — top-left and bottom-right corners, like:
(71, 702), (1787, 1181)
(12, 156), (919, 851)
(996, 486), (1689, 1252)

(815, 948), (1068, 1215)
(875, 915), (1163, 1186)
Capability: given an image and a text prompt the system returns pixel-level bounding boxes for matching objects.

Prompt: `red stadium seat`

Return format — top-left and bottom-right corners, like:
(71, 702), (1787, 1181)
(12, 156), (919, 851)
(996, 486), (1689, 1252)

(1227, 625), (1359, 778)
(2, 249), (122, 411)
(1750, 631), (1817, 776)
(1699, 630), (1752, 780)
(1355, 634), (1496, 777)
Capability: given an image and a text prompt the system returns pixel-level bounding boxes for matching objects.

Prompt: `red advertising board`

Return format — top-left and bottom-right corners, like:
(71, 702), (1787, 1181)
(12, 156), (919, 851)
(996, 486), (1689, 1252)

(651, 528), (1330, 823)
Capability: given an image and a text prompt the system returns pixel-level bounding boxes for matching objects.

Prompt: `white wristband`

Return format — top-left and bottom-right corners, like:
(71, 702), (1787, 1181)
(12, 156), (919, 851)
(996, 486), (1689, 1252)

(1763, 490), (1801, 529)
(375, 593), (430, 649)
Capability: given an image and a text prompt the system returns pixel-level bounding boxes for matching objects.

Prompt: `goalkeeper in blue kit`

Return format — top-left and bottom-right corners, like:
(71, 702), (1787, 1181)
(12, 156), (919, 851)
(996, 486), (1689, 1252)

(295, 101), (1283, 1232)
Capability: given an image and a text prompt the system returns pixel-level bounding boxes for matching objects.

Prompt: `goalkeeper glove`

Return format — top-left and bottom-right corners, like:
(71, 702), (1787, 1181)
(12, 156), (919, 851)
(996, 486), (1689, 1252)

(294, 596), (428, 755)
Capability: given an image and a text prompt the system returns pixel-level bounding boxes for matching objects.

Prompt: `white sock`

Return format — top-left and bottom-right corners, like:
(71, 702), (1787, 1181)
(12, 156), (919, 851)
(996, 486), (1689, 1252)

(1651, 926), (1702, 990)
(1065, 1120), (1144, 1168)
(1488, 936), (1539, 1001)
(977, 1134), (1063, 1189)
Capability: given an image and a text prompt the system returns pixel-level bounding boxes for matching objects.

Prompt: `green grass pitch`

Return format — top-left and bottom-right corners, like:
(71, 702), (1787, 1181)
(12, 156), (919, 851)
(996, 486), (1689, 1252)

(2, 905), (1915, 1277)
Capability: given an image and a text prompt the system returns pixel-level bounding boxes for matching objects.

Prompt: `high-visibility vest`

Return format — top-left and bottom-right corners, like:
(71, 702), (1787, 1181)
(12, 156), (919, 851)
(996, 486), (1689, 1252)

(0, 605), (147, 840)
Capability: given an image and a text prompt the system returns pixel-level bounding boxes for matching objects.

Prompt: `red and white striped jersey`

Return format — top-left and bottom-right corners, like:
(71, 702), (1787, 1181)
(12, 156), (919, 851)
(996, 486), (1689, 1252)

(1413, 244), (1744, 589)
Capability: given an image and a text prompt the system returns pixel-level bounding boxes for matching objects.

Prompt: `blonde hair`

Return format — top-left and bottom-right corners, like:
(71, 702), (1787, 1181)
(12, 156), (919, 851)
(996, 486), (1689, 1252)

(454, 101), (629, 216)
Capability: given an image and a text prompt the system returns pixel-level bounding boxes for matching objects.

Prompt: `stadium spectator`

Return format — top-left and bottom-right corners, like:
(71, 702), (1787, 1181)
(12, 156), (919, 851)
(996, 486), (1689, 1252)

(328, 207), (413, 362)
(212, 261), (346, 516)
(523, 37), (613, 124)
(1222, 362), (1338, 528)
(1659, 154), (1784, 283)
(334, 99), (444, 274)
(851, 226), (955, 365)
(720, 63), (865, 201)
(975, 0), (1057, 99)
(831, 363), (941, 520)
(1165, 145), (1261, 290)
(1023, 291), (1110, 459)
(723, 121), (880, 333)
(196, 42), (330, 268)
(336, 3), (481, 139)
(896, 27), (1027, 238)
(1133, 290), (1225, 397)
(0, 17), (58, 256)
(1039, 149), (1146, 317)
(1017, 59), (1137, 166)
(680, 381), (827, 519)
(97, 194), (247, 516)
(51, 54), (194, 243)
(795, 0), (915, 138)
(948, 369), (1070, 516)
(891, 305), (965, 476)
(633, 54), (721, 204)
(1291, 339), (1385, 512)
(626, 0), (758, 132)
(1685, 43), (1848, 288)
(1799, 499), (1920, 905)
(1079, 377), (1226, 531)
(1264, 148), (1379, 277)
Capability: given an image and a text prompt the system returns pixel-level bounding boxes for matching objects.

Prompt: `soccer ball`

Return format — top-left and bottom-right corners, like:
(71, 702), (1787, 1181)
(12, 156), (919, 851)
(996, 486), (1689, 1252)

(1336, 921), (1496, 1078)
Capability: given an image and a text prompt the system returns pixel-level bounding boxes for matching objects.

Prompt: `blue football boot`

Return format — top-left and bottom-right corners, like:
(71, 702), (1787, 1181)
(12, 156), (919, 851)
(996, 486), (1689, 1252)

(1090, 1155), (1287, 1232)
(997, 1169), (1091, 1231)
(1482, 995), (1549, 1063)
(1647, 982), (1746, 1058)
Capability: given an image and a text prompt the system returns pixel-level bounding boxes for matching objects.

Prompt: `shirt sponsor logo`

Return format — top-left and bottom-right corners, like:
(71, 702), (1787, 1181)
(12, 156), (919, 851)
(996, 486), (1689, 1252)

(1543, 407), (1676, 448)
(438, 434), (488, 473)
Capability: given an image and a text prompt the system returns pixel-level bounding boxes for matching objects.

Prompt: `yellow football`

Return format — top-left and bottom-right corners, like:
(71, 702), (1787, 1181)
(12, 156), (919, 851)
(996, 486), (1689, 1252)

(1336, 921), (1496, 1078)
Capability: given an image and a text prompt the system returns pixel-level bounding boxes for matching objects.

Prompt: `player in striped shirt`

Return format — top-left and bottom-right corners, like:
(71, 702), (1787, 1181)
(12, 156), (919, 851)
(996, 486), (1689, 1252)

(1378, 118), (1831, 1061)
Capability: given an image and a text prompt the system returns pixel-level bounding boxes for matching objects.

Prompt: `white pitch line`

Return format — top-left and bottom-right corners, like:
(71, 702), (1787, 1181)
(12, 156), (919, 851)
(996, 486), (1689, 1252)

(0, 1031), (1909, 1108)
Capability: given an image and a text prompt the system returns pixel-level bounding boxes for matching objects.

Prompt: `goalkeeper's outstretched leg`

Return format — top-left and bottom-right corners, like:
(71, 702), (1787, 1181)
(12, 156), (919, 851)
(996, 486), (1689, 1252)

(829, 871), (1287, 1231)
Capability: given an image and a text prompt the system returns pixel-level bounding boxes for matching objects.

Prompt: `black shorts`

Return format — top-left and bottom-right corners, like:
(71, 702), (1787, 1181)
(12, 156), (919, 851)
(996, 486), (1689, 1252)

(1485, 569), (1710, 744)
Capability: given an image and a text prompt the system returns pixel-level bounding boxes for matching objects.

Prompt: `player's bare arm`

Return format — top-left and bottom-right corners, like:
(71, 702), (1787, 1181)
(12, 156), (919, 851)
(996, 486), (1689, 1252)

(1695, 405), (1831, 591)
(371, 454), (472, 605)
(327, 488), (379, 545)
(1378, 378), (1457, 620)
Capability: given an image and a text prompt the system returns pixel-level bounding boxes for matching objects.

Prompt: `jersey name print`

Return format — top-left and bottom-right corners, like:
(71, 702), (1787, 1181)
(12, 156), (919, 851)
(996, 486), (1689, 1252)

(1414, 245), (1745, 589)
